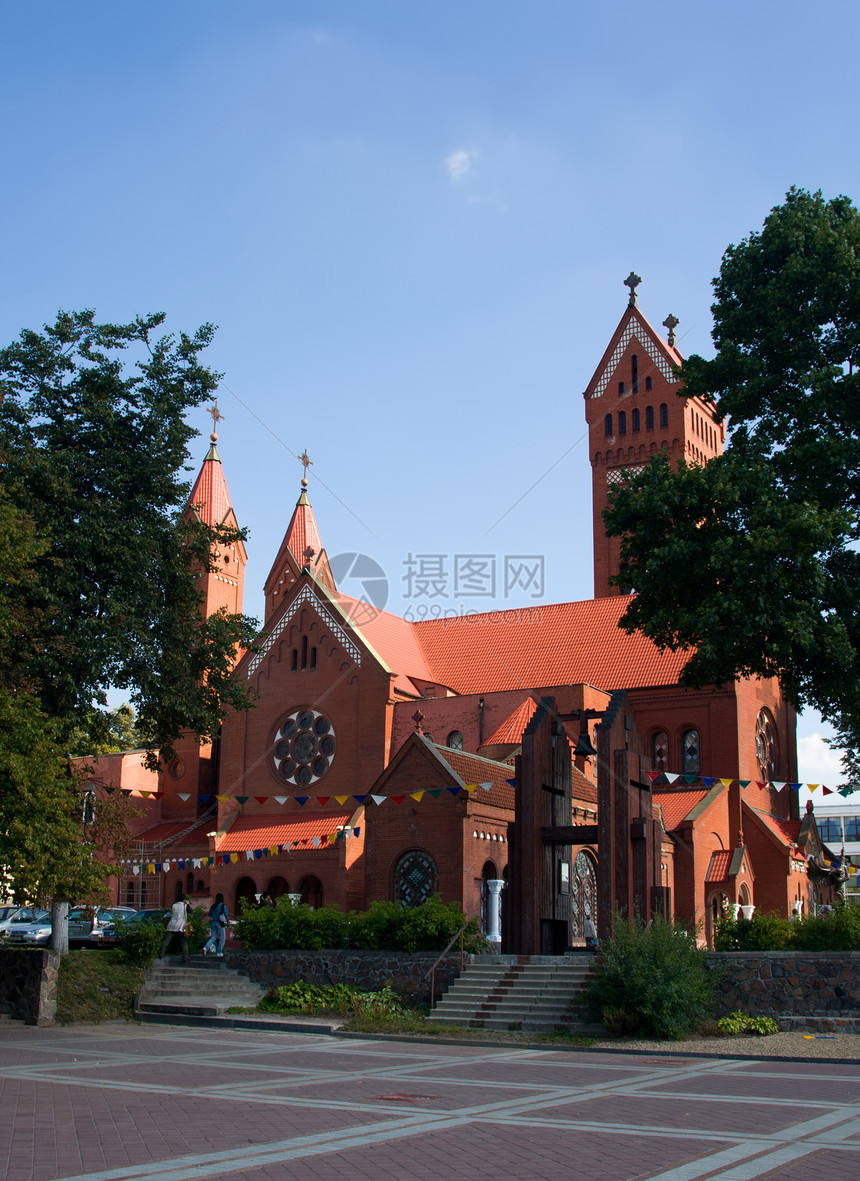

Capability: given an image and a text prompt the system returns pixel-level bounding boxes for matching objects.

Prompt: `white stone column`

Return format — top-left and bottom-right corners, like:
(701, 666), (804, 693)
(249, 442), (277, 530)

(485, 880), (504, 943)
(740, 905), (755, 920)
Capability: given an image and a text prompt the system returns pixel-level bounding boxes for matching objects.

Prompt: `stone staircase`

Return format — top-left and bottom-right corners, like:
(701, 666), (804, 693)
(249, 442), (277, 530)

(136, 956), (268, 1021)
(427, 953), (602, 1034)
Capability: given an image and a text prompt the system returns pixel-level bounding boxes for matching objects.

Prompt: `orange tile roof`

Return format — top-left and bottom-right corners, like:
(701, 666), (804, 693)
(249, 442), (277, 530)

(431, 746), (515, 810)
(335, 594), (436, 690)
(283, 484), (324, 566)
(706, 850), (732, 882)
(572, 765), (598, 806)
(218, 812), (354, 853)
(412, 597), (690, 694)
(484, 698), (537, 745)
(133, 820), (211, 847)
(187, 443), (234, 528)
(653, 789), (710, 831)
(750, 809), (801, 847)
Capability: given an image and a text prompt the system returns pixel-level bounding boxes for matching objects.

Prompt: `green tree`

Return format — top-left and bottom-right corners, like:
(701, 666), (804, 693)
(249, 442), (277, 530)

(604, 189), (860, 782)
(0, 310), (258, 922)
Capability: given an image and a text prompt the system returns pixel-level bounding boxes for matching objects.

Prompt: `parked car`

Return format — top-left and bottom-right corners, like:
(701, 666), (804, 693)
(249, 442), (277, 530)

(68, 906), (136, 947)
(101, 908), (170, 945)
(5, 908), (52, 945)
(0, 906), (27, 936)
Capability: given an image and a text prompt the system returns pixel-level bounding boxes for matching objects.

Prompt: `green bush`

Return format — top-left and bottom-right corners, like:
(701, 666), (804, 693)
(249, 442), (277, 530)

(233, 895), (483, 953)
(259, 981), (362, 1015)
(716, 1011), (779, 1036)
(116, 918), (166, 966)
(714, 909), (792, 951)
(584, 912), (717, 1040)
(714, 905), (860, 952)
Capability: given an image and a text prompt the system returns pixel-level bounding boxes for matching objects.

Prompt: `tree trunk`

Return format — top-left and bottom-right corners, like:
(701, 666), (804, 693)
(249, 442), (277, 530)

(51, 899), (69, 954)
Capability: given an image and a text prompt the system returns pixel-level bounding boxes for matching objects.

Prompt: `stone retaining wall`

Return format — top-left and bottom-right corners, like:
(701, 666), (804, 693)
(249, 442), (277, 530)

(0, 949), (60, 1025)
(225, 948), (469, 1004)
(707, 952), (860, 1032)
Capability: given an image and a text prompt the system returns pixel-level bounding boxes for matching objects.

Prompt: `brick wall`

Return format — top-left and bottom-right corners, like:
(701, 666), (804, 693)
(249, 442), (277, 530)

(707, 951), (860, 1031)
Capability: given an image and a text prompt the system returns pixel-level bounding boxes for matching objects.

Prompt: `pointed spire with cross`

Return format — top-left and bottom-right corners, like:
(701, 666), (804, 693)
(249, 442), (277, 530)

(624, 271), (642, 307)
(298, 448), (313, 489)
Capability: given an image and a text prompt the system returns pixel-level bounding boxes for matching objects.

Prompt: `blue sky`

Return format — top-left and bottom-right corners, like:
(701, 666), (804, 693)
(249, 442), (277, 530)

(2, 0), (856, 792)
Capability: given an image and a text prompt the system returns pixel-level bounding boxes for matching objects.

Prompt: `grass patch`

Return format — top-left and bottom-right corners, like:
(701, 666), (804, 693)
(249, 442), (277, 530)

(56, 950), (144, 1024)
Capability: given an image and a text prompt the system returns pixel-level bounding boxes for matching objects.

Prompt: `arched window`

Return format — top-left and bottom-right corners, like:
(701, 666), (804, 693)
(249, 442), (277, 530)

(447, 731), (464, 751)
(755, 709), (781, 781)
(393, 850), (438, 907)
(659, 403), (668, 428)
(618, 411), (626, 435)
(604, 413), (613, 437)
(631, 354), (639, 393)
(186, 872), (194, 895)
(651, 730), (669, 773)
(632, 408), (640, 432)
(174, 880), (184, 902)
(646, 405), (654, 430)
(645, 376), (652, 391)
(683, 729), (700, 774)
(234, 876), (257, 914)
(299, 875), (323, 909)
(267, 876), (289, 900)
(125, 881), (135, 907)
(618, 381), (625, 395)
(571, 851), (597, 938)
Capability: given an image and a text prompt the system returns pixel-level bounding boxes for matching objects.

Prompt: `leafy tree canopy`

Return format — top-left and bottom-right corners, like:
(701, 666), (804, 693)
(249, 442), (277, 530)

(604, 189), (860, 781)
(0, 310), (258, 902)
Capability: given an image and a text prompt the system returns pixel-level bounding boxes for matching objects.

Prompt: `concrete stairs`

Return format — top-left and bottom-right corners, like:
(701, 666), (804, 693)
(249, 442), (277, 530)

(427, 953), (602, 1034)
(136, 955), (267, 1020)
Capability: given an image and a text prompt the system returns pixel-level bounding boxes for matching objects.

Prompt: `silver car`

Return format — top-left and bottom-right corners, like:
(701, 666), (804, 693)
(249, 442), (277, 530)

(4, 908), (52, 945)
(68, 906), (136, 946)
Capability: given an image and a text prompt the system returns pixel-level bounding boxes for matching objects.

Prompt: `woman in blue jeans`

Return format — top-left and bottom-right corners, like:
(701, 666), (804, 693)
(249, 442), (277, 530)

(202, 893), (229, 957)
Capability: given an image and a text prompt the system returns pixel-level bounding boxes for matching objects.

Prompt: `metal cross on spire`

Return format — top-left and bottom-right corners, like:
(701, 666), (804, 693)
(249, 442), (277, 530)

(624, 272), (642, 307)
(662, 313), (679, 348)
(298, 448), (313, 485)
(208, 401), (224, 441)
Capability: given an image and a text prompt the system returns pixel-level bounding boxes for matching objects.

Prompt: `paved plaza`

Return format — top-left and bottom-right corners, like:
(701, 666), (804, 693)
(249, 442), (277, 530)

(0, 1024), (858, 1181)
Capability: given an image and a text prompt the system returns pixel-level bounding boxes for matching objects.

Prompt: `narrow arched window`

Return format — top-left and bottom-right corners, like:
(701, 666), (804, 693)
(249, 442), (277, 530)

(604, 414), (613, 437)
(651, 730), (669, 773)
(447, 731), (464, 750)
(632, 408), (640, 432)
(660, 403), (668, 428)
(683, 729), (700, 774)
(631, 354), (639, 393)
(645, 376), (652, 391)
(646, 405), (654, 430)
(618, 381), (625, 395)
(618, 411), (626, 435)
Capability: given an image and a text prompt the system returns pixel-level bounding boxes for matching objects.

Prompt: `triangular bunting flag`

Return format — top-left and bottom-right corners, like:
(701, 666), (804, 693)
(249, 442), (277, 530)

(390, 795), (406, 805)
(354, 826), (360, 837)
(680, 774), (697, 785)
(702, 777), (717, 788)
(788, 783), (801, 792)
(216, 794), (229, 802)
(506, 778), (516, 786)
(447, 786), (461, 796)
(463, 784), (478, 793)
(245, 850), (254, 861)
(410, 792), (425, 802)
(428, 789), (443, 798)
(255, 796), (268, 805)
(121, 789), (131, 796)
(335, 795), (350, 805)
(269, 846), (277, 856)
(738, 780), (751, 789)
(295, 796), (309, 806)
(316, 796), (330, 806)
(178, 793), (191, 801)
(772, 781), (786, 790)
(839, 786), (854, 797)
(198, 794), (212, 803)
(235, 796), (249, 805)
(370, 794), (387, 805)
(808, 784), (818, 793)
(274, 796), (288, 805)
(328, 833), (337, 845)
(720, 778), (734, 788)
(312, 837), (320, 848)
(151, 792), (163, 800)
(755, 781), (767, 789)
(665, 774), (680, 785)
(230, 853), (239, 864)
(479, 782), (492, 790)
(646, 771), (660, 783)
(352, 794), (368, 805)
(139, 791), (152, 798)
(822, 786), (833, 795)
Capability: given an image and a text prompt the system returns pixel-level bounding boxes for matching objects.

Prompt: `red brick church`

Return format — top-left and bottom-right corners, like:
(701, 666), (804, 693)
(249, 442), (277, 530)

(96, 281), (820, 944)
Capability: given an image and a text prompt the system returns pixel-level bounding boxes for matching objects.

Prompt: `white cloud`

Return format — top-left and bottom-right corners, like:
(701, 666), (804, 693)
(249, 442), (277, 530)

(444, 147), (479, 182)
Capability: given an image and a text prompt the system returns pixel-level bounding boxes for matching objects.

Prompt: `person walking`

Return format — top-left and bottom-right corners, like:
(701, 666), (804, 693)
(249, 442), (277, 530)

(202, 893), (229, 957)
(160, 891), (190, 959)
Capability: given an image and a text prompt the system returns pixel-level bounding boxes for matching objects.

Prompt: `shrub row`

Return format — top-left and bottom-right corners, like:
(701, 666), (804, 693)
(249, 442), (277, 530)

(233, 896), (484, 953)
(713, 905), (860, 952)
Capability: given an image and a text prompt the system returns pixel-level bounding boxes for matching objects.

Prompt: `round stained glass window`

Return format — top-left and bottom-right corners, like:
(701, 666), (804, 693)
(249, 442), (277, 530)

(271, 708), (336, 786)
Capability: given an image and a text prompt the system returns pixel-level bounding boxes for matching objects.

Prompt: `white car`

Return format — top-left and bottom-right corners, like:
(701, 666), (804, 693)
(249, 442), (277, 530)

(68, 906), (136, 946)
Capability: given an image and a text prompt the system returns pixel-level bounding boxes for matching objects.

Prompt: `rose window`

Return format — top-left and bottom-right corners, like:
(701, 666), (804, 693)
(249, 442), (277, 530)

(272, 708), (336, 786)
(755, 709), (780, 781)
